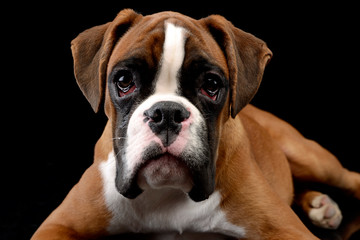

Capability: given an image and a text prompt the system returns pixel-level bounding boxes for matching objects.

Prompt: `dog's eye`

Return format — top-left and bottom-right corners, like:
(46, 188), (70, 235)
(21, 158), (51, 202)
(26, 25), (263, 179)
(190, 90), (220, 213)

(200, 73), (222, 100)
(115, 70), (136, 97)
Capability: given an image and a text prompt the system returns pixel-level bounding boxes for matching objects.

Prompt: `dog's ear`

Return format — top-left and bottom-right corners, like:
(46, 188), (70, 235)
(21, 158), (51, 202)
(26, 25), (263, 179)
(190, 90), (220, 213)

(200, 15), (272, 118)
(71, 9), (141, 112)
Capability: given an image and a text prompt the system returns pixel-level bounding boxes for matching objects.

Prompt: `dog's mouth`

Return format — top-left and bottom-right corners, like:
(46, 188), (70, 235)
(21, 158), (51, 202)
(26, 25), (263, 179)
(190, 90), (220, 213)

(136, 152), (193, 192)
(115, 140), (215, 202)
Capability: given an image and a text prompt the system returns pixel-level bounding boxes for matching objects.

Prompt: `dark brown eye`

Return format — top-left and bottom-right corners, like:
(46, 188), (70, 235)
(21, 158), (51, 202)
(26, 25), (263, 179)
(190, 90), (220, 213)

(115, 70), (136, 97)
(200, 73), (222, 100)
(116, 70), (133, 90)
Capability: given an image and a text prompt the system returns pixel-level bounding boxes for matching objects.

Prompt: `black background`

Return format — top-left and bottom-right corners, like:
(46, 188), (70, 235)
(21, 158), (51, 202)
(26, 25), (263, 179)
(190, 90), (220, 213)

(2, 2), (360, 240)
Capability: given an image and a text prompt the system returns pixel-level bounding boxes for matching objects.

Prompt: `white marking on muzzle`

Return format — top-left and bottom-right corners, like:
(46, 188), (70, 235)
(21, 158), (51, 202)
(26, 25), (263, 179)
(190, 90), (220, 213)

(124, 94), (206, 180)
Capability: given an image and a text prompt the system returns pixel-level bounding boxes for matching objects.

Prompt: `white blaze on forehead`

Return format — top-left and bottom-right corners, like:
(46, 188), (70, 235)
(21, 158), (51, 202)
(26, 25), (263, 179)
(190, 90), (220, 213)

(155, 22), (187, 94)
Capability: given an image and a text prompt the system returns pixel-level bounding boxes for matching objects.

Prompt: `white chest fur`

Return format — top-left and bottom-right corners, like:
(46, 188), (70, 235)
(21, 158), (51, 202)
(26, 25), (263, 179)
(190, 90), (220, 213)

(99, 152), (246, 239)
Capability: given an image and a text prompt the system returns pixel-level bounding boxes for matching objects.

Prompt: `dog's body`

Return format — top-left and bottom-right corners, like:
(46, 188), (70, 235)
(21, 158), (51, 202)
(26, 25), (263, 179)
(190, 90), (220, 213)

(32, 10), (360, 240)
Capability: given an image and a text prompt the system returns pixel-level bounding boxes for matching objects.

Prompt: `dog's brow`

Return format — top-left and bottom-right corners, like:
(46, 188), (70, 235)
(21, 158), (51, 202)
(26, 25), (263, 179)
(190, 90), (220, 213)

(111, 57), (148, 69)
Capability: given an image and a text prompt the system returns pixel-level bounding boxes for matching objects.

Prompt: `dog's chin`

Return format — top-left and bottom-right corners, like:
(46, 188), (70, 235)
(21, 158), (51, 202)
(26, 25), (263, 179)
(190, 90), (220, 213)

(116, 143), (215, 202)
(136, 153), (193, 193)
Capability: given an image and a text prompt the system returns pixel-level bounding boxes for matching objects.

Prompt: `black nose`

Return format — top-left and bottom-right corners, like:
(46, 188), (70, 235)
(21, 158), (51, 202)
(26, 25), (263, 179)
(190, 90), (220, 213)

(144, 101), (190, 147)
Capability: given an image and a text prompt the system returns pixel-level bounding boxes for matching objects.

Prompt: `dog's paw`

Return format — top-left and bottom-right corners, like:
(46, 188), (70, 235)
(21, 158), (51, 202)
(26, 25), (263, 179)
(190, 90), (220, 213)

(308, 194), (342, 229)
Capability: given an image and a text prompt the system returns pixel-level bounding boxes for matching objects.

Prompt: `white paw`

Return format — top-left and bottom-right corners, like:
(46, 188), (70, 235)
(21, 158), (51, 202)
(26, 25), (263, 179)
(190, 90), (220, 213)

(308, 194), (343, 229)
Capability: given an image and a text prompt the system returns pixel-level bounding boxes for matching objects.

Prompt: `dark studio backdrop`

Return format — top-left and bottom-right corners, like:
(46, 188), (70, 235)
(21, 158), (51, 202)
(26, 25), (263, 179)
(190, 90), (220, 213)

(2, 2), (359, 240)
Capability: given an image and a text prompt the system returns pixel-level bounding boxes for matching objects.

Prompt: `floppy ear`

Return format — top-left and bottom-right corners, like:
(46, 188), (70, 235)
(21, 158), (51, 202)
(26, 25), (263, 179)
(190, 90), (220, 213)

(71, 9), (141, 112)
(200, 15), (272, 118)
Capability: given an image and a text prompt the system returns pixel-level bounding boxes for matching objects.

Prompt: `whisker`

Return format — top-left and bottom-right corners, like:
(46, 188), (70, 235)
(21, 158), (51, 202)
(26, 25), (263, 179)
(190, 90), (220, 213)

(102, 156), (116, 167)
(112, 137), (127, 141)
(114, 147), (125, 159)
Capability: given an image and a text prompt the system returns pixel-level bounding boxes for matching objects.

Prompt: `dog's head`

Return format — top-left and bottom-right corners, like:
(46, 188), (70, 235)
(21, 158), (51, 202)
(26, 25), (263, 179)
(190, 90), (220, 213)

(71, 9), (272, 202)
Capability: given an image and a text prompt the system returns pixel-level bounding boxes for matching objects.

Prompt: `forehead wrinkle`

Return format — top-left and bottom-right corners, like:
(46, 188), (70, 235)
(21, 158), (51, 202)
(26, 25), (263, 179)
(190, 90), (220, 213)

(108, 19), (166, 73)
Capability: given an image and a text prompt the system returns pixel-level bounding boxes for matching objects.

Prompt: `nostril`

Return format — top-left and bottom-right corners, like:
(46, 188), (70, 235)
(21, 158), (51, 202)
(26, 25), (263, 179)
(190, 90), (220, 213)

(174, 109), (190, 123)
(152, 109), (163, 123)
(144, 108), (163, 123)
(174, 111), (183, 123)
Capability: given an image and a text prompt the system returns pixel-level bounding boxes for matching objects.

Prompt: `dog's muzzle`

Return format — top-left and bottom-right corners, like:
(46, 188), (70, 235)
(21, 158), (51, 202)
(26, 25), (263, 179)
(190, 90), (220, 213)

(114, 96), (215, 202)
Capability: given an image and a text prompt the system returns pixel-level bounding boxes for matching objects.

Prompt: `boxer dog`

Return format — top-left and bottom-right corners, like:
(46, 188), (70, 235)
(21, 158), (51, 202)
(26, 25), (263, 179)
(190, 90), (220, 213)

(32, 9), (360, 240)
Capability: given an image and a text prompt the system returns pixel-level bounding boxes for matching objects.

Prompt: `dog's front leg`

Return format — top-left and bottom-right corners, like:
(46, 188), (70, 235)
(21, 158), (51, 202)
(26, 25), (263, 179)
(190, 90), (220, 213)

(31, 224), (83, 240)
(31, 165), (110, 240)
